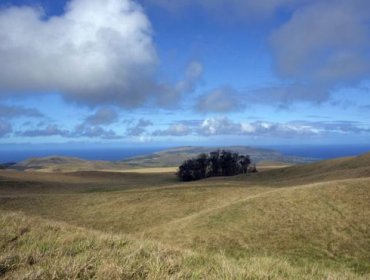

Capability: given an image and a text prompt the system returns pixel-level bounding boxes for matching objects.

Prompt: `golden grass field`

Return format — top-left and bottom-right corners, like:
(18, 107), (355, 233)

(0, 154), (370, 279)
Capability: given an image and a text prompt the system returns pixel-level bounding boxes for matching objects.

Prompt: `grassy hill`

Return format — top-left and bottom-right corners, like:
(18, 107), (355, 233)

(0, 153), (369, 279)
(11, 146), (313, 172)
(121, 146), (313, 167)
(12, 156), (130, 172)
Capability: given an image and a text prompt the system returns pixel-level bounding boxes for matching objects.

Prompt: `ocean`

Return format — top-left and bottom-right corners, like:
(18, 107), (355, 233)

(267, 145), (370, 160)
(0, 147), (165, 163)
(1, 145), (370, 164)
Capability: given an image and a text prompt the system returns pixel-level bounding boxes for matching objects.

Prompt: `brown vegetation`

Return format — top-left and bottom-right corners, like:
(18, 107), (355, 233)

(0, 153), (370, 279)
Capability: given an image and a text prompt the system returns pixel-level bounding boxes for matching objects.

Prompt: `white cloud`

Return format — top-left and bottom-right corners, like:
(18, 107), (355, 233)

(13, 117), (370, 140)
(126, 118), (153, 136)
(0, 122), (12, 137)
(19, 124), (69, 137)
(197, 118), (354, 137)
(240, 122), (256, 133)
(18, 122), (122, 139)
(0, 0), (158, 107)
(85, 107), (119, 125)
(146, 0), (370, 105)
(73, 124), (120, 139)
(156, 61), (203, 107)
(153, 117), (324, 138)
(0, 105), (44, 119)
(241, 120), (321, 136)
(200, 117), (241, 136)
(196, 86), (243, 113)
(153, 123), (191, 136)
(270, 0), (370, 99)
(173, 61), (203, 94)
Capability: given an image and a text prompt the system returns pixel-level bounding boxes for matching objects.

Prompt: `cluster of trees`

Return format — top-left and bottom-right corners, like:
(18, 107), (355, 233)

(177, 150), (256, 181)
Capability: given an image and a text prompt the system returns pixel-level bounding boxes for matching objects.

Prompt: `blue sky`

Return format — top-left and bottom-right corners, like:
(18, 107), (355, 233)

(0, 0), (370, 147)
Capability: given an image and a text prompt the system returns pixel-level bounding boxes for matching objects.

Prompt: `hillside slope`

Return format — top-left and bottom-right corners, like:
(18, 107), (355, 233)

(2, 211), (366, 279)
(248, 152), (370, 187)
(147, 178), (370, 266)
(0, 153), (370, 278)
(11, 146), (313, 172)
(13, 156), (129, 172)
(121, 146), (313, 167)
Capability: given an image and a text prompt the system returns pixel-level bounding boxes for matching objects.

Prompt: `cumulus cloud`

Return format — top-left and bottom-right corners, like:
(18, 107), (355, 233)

(0, 105), (44, 119)
(196, 86), (243, 113)
(126, 118), (153, 136)
(154, 117), (321, 138)
(19, 124), (69, 137)
(269, 0), (370, 101)
(73, 124), (120, 139)
(149, 0), (370, 105)
(316, 121), (370, 134)
(0, 104), (43, 138)
(192, 117), (370, 137)
(18, 122), (121, 139)
(156, 61), (203, 107)
(176, 61), (204, 94)
(153, 123), (191, 136)
(248, 83), (330, 104)
(200, 117), (241, 136)
(200, 81), (356, 108)
(36, 106), (123, 139)
(0, 0), (205, 108)
(240, 121), (320, 137)
(84, 107), (119, 126)
(0, 122), (12, 137)
(0, 0), (158, 107)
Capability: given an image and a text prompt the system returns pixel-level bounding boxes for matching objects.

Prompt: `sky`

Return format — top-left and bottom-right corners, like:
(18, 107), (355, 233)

(0, 0), (370, 148)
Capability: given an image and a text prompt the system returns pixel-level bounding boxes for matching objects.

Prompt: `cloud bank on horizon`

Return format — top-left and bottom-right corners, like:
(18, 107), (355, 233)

(0, 0), (369, 145)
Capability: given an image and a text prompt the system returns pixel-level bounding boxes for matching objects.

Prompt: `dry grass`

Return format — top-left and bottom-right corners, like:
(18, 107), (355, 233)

(0, 211), (367, 280)
(1, 153), (370, 279)
(149, 179), (370, 262)
(110, 167), (178, 173)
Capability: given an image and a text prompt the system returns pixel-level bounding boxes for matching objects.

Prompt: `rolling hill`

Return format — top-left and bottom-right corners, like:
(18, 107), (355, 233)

(0, 153), (369, 279)
(121, 146), (314, 167)
(11, 146), (313, 172)
(12, 156), (129, 172)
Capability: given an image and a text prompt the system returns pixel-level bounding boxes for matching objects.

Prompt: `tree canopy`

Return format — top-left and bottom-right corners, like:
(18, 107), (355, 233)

(177, 150), (254, 181)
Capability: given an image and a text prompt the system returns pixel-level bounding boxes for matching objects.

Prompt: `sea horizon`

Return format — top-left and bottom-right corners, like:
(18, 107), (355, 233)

(1, 144), (370, 164)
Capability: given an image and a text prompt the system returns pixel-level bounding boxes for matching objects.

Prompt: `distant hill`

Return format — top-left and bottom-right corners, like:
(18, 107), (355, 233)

(11, 146), (314, 172)
(260, 152), (370, 184)
(13, 156), (129, 172)
(18, 156), (85, 167)
(0, 162), (16, 169)
(121, 146), (314, 167)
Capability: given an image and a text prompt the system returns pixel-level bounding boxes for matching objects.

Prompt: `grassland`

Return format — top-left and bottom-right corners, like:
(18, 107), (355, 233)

(12, 146), (312, 173)
(0, 153), (370, 279)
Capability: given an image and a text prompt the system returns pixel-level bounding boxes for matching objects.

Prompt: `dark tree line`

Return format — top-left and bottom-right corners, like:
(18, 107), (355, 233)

(177, 150), (255, 181)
